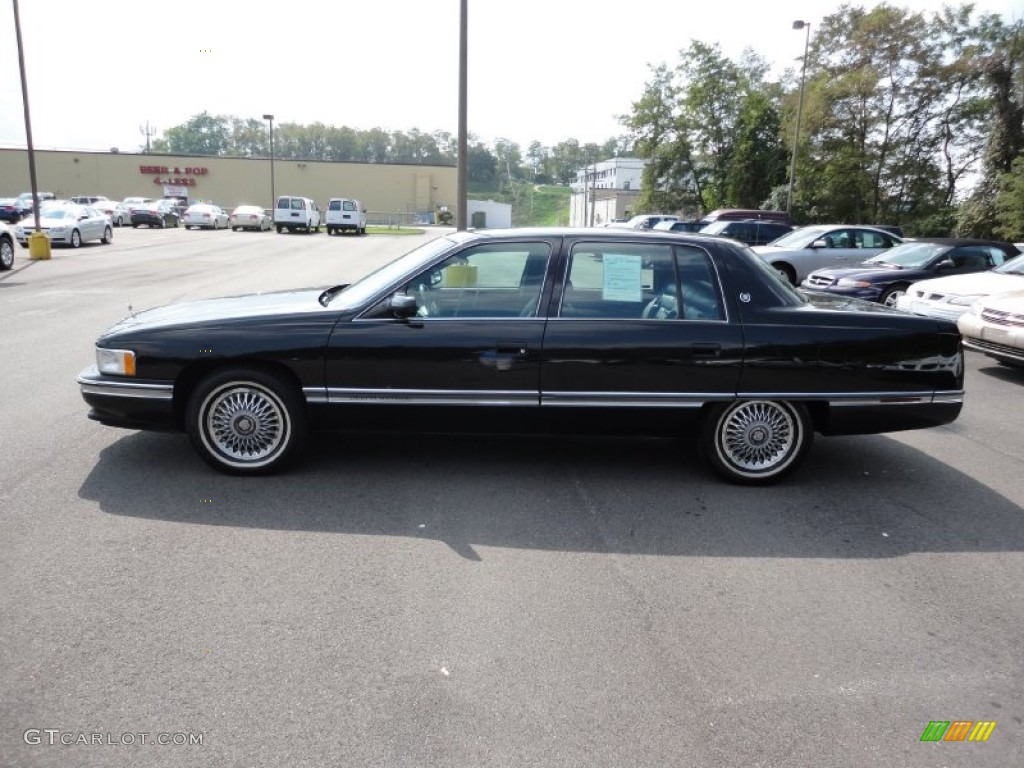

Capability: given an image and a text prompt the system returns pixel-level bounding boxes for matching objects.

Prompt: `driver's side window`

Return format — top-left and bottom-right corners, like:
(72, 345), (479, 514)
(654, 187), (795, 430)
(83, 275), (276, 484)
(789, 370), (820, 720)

(403, 242), (551, 318)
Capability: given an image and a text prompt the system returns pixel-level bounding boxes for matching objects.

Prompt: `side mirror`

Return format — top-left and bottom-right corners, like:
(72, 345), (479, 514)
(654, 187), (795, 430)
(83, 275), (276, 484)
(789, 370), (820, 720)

(390, 293), (419, 318)
(810, 239), (828, 249)
(936, 258), (955, 269)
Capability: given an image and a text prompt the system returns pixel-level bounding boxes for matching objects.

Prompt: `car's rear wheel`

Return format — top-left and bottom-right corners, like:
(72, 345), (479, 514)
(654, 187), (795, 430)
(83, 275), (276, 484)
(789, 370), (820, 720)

(70, 229), (82, 248)
(701, 400), (812, 484)
(187, 368), (307, 475)
(101, 226), (112, 244)
(0, 237), (13, 269)
(160, 218), (167, 229)
(881, 284), (908, 308)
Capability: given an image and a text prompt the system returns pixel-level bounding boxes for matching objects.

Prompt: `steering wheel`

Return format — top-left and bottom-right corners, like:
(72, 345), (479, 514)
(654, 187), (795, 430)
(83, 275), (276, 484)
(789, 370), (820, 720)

(413, 283), (440, 318)
(642, 293), (678, 320)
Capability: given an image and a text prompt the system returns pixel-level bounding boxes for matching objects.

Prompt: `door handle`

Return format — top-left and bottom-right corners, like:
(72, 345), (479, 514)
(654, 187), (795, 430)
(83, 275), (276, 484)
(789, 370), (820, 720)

(496, 343), (528, 357)
(690, 342), (721, 358)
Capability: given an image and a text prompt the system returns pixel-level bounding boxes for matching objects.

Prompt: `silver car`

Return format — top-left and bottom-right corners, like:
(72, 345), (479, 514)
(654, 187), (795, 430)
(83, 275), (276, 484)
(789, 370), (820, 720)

(751, 225), (902, 285)
(13, 204), (113, 248)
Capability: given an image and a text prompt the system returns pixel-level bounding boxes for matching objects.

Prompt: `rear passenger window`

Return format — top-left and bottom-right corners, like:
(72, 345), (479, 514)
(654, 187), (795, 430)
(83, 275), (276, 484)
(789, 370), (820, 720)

(560, 243), (723, 321)
(343, 201), (357, 211)
(276, 198), (290, 209)
(291, 199), (304, 210)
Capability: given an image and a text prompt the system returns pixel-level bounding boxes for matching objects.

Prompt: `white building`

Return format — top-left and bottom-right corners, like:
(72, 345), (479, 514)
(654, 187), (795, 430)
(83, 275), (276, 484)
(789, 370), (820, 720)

(570, 157), (647, 226)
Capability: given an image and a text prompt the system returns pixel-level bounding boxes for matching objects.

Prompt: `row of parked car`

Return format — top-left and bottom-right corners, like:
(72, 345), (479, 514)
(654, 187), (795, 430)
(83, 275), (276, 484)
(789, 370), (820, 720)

(609, 209), (1024, 368)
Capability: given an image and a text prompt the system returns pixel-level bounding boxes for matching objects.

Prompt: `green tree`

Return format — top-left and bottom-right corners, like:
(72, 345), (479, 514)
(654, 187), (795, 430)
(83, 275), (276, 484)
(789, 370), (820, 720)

(993, 155), (1024, 240)
(158, 112), (231, 156)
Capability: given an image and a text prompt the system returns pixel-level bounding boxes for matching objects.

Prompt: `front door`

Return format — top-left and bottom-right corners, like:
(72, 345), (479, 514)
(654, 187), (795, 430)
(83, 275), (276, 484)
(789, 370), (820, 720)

(322, 238), (557, 433)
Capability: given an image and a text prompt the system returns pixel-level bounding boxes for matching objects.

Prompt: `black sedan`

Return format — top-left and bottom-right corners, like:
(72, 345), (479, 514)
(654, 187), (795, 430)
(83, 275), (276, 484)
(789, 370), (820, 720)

(801, 238), (1020, 307)
(130, 202), (180, 229)
(78, 228), (964, 484)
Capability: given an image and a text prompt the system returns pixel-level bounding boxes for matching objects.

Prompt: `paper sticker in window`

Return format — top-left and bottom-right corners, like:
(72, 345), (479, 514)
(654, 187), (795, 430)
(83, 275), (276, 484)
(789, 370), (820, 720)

(602, 254), (642, 302)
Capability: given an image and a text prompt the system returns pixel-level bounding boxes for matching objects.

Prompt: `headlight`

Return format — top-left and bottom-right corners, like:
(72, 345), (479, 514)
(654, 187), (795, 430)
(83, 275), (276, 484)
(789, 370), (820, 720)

(948, 295), (980, 306)
(966, 300), (983, 316)
(837, 278), (872, 288)
(96, 348), (136, 377)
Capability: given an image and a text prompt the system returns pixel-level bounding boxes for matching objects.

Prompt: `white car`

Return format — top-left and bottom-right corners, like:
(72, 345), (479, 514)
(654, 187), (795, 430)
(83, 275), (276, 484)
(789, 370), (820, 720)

(183, 204), (229, 230)
(13, 204), (113, 248)
(0, 221), (14, 270)
(896, 252), (1024, 321)
(229, 205), (272, 231)
(751, 225), (902, 285)
(958, 288), (1024, 368)
(93, 200), (132, 227)
(122, 197), (153, 214)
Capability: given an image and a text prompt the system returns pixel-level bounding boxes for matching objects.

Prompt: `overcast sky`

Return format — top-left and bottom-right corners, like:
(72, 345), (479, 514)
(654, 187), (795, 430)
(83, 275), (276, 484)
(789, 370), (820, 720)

(1, 0), (1021, 155)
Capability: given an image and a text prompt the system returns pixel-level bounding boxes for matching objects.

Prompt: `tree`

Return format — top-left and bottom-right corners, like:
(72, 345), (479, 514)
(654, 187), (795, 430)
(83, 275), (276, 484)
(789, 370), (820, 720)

(158, 112), (231, 156)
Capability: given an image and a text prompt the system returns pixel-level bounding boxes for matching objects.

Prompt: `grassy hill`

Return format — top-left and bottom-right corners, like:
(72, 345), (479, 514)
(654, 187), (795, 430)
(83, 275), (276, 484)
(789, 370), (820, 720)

(468, 182), (572, 227)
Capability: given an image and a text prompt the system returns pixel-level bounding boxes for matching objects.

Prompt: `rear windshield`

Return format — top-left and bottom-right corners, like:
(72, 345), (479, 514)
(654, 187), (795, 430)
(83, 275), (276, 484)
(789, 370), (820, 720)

(276, 198), (293, 209)
(343, 201), (357, 211)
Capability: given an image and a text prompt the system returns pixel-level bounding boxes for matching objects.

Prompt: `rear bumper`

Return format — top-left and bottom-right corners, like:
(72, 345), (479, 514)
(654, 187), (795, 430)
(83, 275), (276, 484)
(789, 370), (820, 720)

(78, 366), (178, 431)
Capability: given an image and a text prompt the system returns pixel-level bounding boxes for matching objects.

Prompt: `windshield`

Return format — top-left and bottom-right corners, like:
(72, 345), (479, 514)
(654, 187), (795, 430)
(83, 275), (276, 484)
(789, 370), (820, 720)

(994, 253), (1024, 275)
(700, 221), (732, 235)
(864, 242), (946, 268)
(328, 235), (462, 310)
(43, 208), (78, 220)
(766, 226), (832, 247)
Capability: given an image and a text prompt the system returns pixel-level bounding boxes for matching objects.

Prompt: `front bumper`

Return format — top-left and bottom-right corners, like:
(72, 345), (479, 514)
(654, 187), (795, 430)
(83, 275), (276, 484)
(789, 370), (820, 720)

(895, 297), (969, 321)
(77, 365), (178, 431)
(800, 283), (883, 302)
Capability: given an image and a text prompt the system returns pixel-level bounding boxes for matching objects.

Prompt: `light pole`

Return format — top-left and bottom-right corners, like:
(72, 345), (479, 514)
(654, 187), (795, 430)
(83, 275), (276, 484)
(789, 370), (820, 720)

(263, 114), (275, 211)
(13, 0), (50, 259)
(456, 0), (468, 231)
(786, 20), (811, 215)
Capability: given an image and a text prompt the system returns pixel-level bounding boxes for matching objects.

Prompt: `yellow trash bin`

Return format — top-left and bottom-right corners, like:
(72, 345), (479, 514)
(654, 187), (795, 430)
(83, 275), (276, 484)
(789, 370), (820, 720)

(28, 231), (52, 260)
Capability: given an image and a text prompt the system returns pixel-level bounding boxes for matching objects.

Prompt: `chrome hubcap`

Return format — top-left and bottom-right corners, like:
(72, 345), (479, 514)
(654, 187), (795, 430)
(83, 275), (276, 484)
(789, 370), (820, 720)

(884, 291), (903, 307)
(205, 385), (285, 462)
(720, 401), (796, 471)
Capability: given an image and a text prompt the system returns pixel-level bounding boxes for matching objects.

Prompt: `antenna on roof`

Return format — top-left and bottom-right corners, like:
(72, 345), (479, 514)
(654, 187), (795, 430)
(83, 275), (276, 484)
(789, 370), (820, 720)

(139, 122), (156, 154)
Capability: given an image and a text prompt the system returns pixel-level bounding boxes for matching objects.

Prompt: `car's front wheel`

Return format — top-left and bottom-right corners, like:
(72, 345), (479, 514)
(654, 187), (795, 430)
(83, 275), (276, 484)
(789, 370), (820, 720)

(101, 226), (112, 244)
(70, 229), (82, 248)
(881, 284), (908, 308)
(187, 368), (307, 475)
(701, 400), (812, 484)
(0, 236), (13, 269)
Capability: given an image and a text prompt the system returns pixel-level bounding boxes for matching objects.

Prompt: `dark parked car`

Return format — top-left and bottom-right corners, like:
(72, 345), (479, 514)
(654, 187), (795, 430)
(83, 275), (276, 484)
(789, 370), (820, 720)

(78, 228), (964, 484)
(10, 191), (56, 221)
(699, 219), (794, 247)
(652, 220), (704, 233)
(801, 238), (1020, 307)
(130, 201), (180, 229)
(0, 198), (23, 223)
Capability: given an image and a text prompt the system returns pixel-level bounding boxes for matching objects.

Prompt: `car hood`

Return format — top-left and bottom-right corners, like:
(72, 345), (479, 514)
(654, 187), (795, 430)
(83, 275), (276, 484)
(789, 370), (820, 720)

(100, 288), (332, 337)
(910, 271), (1023, 296)
(975, 288), (1024, 313)
(801, 291), (902, 314)
(16, 215), (80, 228)
(809, 265), (914, 281)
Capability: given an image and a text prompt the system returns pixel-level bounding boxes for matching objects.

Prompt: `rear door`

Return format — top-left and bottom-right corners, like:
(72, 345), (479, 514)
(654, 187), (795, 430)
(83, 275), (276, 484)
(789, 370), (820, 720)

(538, 237), (744, 435)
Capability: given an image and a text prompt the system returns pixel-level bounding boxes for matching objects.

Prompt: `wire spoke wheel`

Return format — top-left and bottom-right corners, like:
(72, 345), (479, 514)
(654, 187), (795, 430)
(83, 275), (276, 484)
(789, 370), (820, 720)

(188, 370), (306, 474)
(703, 400), (811, 484)
(205, 385), (285, 462)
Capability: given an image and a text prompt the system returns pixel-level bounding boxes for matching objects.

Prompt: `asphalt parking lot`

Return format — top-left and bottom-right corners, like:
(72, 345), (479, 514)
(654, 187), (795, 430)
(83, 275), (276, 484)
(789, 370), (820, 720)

(1, 225), (1023, 767)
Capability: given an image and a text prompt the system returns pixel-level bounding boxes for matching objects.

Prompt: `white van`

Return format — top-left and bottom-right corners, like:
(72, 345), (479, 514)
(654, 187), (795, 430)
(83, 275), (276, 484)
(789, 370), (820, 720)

(326, 198), (367, 235)
(274, 196), (321, 234)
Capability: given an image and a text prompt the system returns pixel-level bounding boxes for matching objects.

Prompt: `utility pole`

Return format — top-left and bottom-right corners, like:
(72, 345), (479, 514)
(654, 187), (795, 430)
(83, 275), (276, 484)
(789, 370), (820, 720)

(139, 121), (156, 154)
